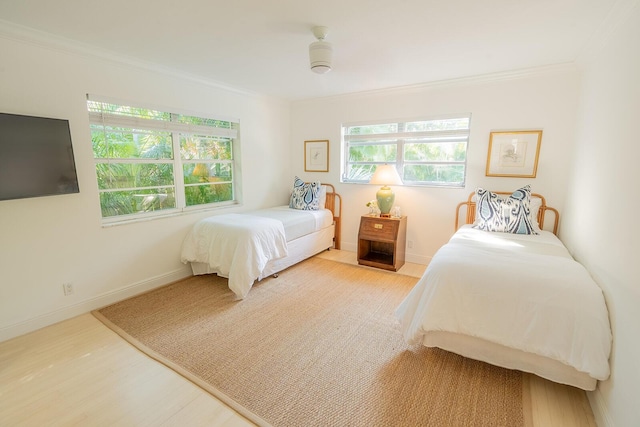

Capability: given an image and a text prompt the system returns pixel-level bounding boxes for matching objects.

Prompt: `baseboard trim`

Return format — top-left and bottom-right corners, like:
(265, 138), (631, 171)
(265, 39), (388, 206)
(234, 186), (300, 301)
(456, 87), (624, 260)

(588, 387), (613, 427)
(0, 267), (192, 343)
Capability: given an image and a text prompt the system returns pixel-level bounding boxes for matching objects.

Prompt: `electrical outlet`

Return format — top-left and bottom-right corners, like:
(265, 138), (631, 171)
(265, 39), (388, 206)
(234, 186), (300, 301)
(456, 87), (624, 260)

(63, 282), (74, 296)
(407, 240), (413, 249)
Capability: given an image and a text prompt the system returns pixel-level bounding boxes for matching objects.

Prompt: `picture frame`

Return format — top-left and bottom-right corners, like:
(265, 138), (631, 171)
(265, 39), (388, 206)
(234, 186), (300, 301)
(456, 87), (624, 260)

(304, 140), (329, 172)
(486, 130), (542, 177)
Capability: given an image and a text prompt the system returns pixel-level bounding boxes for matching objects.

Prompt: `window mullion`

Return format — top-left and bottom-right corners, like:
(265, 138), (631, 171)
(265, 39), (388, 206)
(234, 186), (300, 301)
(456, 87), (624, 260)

(396, 122), (405, 172)
(94, 158), (173, 164)
(173, 131), (185, 209)
(88, 111), (238, 139)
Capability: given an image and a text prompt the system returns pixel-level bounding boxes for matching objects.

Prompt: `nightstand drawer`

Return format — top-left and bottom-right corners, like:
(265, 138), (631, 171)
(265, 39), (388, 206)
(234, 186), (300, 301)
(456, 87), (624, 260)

(359, 218), (398, 241)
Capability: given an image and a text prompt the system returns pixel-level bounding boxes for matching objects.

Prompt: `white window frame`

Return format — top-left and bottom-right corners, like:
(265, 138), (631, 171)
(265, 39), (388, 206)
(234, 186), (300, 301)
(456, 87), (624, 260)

(341, 114), (471, 188)
(87, 95), (241, 225)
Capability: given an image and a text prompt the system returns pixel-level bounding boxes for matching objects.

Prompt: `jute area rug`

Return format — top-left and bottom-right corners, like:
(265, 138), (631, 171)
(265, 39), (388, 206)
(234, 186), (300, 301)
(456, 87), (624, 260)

(93, 257), (528, 427)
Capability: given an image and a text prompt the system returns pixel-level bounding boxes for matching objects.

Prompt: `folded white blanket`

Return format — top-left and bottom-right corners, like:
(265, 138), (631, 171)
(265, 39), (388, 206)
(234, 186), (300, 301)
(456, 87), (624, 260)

(181, 213), (288, 298)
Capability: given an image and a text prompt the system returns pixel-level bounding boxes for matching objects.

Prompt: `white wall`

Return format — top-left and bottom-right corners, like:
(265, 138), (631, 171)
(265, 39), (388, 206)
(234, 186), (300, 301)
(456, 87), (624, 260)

(0, 32), (291, 341)
(563, 3), (640, 426)
(291, 67), (580, 264)
(3, 11), (636, 424)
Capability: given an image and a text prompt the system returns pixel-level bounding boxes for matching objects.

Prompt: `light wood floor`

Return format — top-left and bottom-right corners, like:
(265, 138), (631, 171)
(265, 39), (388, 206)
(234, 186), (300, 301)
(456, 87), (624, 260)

(0, 250), (596, 427)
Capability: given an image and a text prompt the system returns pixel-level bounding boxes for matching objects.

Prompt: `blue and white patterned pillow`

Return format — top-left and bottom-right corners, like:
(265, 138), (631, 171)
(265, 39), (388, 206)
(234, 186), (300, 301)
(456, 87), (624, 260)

(474, 187), (504, 232)
(473, 185), (539, 235)
(289, 177), (321, 210)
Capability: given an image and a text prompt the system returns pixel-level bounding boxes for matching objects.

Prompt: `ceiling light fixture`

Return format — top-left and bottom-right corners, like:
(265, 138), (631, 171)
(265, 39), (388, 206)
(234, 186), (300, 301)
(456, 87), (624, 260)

(309, 26), (332, 74)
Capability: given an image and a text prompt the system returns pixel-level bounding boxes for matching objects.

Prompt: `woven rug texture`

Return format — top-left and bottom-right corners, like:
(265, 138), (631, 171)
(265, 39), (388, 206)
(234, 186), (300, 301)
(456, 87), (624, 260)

(94, 257), (525, 427)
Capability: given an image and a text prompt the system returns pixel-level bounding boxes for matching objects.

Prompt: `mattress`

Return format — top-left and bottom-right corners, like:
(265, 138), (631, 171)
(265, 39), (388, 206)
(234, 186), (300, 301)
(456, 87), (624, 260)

(244, 206), (333, 241)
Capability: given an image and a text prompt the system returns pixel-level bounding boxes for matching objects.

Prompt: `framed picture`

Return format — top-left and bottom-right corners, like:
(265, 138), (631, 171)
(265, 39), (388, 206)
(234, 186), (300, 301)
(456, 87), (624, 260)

(486, 130), (542, 177)
(304, 140), (329, 172)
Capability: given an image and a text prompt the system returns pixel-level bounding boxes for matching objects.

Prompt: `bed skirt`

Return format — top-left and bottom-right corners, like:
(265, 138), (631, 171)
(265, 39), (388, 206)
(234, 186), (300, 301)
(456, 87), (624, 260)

(189, 224), (335, 280)
(422, 331), (597, 390)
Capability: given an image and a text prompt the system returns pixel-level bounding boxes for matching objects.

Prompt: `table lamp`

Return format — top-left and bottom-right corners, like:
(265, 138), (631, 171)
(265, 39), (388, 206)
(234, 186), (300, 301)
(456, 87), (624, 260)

(369, 164), (403, 217)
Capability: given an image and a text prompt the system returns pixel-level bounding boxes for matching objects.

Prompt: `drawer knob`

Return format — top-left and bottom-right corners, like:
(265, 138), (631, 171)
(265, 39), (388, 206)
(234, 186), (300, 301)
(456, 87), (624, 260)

(374, 223), (383, 229)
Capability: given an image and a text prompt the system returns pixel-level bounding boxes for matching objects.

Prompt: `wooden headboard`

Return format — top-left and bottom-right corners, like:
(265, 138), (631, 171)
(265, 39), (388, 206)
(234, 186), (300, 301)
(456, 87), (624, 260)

(455, 191), (559, 235)
(321, 183), (342, 249)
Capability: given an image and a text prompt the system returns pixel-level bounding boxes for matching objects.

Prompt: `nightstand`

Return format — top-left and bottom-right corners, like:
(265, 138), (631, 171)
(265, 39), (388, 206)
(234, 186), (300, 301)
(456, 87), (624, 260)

(357, 215), (407, 271)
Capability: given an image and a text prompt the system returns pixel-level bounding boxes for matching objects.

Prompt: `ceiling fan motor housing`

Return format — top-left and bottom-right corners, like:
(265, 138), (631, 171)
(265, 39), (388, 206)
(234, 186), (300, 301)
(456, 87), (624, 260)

(309, 40), (333, 73)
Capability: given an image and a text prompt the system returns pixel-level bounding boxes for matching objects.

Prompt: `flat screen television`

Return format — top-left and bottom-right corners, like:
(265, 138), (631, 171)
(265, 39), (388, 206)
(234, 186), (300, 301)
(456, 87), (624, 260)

(0, 112), (80, 201)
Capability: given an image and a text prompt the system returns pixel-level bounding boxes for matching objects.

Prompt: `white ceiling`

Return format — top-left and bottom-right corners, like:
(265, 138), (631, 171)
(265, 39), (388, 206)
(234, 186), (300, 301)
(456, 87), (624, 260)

(0, 0), (618, 100)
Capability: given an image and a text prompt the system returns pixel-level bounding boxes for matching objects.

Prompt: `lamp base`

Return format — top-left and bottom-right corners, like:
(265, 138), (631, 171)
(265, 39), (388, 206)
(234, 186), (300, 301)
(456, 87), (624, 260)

(376, 185), (395, 216)
(379, 213), (391, 218)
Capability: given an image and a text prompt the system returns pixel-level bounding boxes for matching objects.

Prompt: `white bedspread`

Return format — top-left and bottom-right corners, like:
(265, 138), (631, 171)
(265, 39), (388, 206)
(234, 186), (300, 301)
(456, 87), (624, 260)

(180, 213), (288, 298)
(396, 225), (612, 381)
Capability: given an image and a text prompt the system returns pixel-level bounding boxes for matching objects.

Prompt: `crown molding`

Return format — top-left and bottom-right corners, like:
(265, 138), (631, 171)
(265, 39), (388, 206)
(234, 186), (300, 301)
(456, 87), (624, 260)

(575, 0), (640, 64)
(0, 19), (267, 100)
(293, 63), (578, 104)
(0, 17), (584, 104)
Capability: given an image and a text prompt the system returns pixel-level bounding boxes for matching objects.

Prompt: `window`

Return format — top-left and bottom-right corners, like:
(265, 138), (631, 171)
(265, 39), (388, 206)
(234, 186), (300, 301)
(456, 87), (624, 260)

(341, 114), (471, 187)
(87, 96), (239, 222)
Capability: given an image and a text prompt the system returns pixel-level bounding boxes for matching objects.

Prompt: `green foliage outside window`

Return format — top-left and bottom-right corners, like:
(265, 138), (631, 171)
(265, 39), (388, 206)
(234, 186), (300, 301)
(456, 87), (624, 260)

(88, 100), (238, 219)
(342, 116), (471, 186)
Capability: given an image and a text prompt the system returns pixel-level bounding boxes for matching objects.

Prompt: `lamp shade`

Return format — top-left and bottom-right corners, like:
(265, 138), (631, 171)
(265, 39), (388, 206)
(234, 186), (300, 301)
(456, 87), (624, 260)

(369, 164), (402, 216)
(369, 164), (402, 186)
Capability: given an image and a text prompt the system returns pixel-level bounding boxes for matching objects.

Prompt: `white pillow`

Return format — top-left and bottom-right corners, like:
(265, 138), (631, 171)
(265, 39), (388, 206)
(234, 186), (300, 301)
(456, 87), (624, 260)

(529, 196), (542, 233)
(317, 185), (327, 209)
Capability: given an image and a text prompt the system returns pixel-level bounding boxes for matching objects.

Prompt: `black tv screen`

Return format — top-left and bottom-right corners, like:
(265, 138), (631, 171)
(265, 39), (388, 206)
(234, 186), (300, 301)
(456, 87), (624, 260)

(0, 112), (79, 201)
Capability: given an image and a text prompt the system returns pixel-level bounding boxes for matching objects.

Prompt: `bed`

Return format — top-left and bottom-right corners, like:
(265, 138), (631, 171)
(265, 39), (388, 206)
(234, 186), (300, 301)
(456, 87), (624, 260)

(395, 187), (612, 390)
(181, 181), (342, 299)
